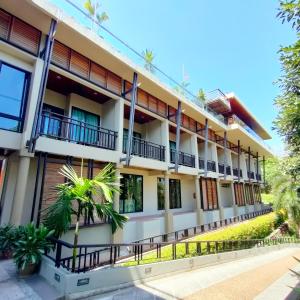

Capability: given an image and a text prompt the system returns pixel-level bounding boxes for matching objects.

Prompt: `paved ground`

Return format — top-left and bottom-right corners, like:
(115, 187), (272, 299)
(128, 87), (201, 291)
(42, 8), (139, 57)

(90, 247), (300, 300)
(0, 259), (62, 300)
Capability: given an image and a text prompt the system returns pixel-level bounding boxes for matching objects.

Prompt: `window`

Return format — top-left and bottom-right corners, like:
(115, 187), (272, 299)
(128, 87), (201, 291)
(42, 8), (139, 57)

(71, 107), (100, 145)
(201, 177), (218, 210)
(41, 104), (64, 137)
(169, 179), (181, 209)
(234, 183), (245, 206)
(119, 174), (143, 213)
(157, 178), (165, 210)
(244, 183), (254, 205)
(0, 62), (30, 132)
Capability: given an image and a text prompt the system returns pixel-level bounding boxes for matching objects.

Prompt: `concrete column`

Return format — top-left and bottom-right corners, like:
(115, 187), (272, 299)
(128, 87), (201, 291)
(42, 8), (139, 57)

(231, 182), (236, 206)
(194, 175), (204, 225)
(116, 98), (125, 156)
(219, 206), (225, 220)
(233, 204), (239, 217)
(10, 154), (32, 225)
(191, 134), (199, 169)
(21, 58), (44, 147)
(112, 167), (123, 243)
(164, 172), (173, 233)
(162, 119), (170, 165)
(216, 179), (222, 221)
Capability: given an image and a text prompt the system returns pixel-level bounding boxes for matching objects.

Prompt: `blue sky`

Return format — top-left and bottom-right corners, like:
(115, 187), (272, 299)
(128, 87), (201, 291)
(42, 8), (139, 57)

(52, 0), (296, 155)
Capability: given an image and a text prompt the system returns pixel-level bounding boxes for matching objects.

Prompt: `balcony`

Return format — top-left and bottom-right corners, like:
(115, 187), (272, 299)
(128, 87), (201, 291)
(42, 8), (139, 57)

(123, 135), (165, 161)
(233, 168), (243, 178)
(256, 173), (262, 181)
(40, 111), (117, 150)
(199, 158), (216, 172)
(247, 171), (255, 180)
(170, 149), (195, 168)
(218, 163), (231, 175)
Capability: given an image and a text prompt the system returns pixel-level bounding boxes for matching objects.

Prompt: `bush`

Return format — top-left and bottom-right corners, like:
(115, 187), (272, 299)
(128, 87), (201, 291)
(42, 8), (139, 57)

(123, 212), (281, 266)
(274, 209), (288, 228)
(0, 224), (18, 258)
(13, 223), (54, 271)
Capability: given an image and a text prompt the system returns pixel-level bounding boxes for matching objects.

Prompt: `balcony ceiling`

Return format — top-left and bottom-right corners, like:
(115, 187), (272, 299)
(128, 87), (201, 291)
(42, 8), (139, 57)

(47, 70), (111, 104)
(124, 105), (156, 124)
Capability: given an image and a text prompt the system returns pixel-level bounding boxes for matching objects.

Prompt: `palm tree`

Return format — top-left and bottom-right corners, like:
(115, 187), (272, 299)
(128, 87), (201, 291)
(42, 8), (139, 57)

(42, 162), (127, 269)
(84, 0), (109, 30)
(142, 49), (155, 73)
(196, 88), (206, 105)
(272, 172), (300, 236)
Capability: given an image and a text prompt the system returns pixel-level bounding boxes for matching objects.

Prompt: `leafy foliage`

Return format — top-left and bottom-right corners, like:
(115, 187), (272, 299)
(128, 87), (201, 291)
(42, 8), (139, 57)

(142, 49), (155, 73)
(274, 1), (300, 156)
(13, 223), (54, 270)
(0, 224), (17, 255)
(83, 0), (109, 30)
(42, 163), (128, 236)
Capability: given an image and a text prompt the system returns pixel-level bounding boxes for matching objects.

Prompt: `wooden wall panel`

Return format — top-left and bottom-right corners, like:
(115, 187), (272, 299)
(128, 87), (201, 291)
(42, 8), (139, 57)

(0, 10), (11, 40)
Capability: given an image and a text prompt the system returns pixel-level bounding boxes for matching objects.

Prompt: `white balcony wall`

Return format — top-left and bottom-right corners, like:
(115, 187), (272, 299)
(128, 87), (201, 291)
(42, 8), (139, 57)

(198, 141), (214, 161)
(143, 119), (163, 145)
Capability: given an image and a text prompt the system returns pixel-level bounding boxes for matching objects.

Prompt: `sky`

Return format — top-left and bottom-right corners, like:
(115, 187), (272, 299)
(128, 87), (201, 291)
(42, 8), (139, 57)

(51, 0), (297, 156)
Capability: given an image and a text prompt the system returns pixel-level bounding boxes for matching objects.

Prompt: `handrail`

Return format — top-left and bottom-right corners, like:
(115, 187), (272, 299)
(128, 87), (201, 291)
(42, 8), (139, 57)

(45, 208), (276, 272)
(170, 149), (195, 167)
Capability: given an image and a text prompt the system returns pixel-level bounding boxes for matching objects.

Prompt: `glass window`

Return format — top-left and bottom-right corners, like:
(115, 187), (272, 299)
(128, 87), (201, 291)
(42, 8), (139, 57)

(41, 104), (64, 137)
(169, 179), (181, 209)
(119, 174), (143, 213)
(71, 107), (100, 145)
(0, 62), (30, 132)
(157, 178), (165, 210)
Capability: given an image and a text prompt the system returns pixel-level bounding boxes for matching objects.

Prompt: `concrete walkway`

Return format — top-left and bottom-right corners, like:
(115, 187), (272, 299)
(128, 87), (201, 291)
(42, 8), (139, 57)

(0, 259), (62, 300)
(90, 247), (300, 300)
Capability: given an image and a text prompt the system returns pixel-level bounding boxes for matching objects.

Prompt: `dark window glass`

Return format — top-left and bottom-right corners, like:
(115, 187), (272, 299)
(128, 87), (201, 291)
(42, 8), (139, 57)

(119, 174), (143, 213)
(0, 62), (30, 132)
(169, 179), (181, 209)
(157, 177), (165, 210)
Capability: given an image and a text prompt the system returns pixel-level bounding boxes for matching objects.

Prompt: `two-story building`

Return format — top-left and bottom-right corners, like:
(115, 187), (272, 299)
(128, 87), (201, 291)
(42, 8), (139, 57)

(0, 0), (272, 244)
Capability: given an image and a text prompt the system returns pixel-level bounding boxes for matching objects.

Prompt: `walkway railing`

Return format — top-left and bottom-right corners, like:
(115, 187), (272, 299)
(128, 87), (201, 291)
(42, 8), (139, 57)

(170, 149), (195, 168)
(199, 158), (216, 172)
(45, 208), (275, 273)
(218, 163), (231, 175)
(40, 111), (118, 150)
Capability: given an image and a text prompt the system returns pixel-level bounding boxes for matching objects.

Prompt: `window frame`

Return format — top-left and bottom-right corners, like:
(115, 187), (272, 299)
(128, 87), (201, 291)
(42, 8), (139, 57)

(0, 60), (30, 132)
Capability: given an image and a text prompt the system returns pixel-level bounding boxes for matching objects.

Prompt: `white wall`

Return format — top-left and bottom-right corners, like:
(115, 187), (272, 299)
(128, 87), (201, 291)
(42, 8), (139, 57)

(219, 183), (234, 207)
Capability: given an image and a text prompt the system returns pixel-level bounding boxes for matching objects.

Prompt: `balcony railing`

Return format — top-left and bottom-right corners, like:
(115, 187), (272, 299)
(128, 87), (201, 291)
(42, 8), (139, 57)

(170, 149), (195, 168)
(233, 168), (243, 178)
(256, 173), (262, 181)
(199, 158), (216, 172)
(123, 135), (165, 161)
(247, 171), (255, 180)
(40, 111), (117, 150)
(218, 163), (231, 175)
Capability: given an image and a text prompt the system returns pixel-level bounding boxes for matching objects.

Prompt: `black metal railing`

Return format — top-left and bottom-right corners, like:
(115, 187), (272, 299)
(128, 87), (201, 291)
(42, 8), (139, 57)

(199, 158), (216, 172)
(248, 171), (255, 179)
(233, 168), (243, 178)
(46, 208), (277, 273)
(218, 163), (231, 175)
(256, 173), (262, 181)
(40, 111), (117, 150)
(170, 149), (195, 168)
(123, 135), (165, 161)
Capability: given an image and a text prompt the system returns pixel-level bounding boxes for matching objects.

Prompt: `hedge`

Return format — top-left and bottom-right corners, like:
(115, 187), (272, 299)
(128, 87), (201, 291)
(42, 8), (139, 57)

(122, 211), (286, 266)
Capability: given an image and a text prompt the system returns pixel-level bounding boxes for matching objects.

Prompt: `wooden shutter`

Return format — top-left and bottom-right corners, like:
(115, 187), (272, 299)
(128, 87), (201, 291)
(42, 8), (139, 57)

(182, 114), (189, 129)
(148, 95), (157, 112)
(211, 179), (218, 209)
(201, 178), (208, 210)
(158, 100), (167, 117)
(124, 81), (132, 100)
(168, 106), (176, 123)
(90, 62), (107, 88)
(107, 72), (121, 95)
(10, 17), (40, 55)
(137, 89), (148, 108)
(52, 41), (71, 69)
(190, 119), (196, 132)
(0, 10), (11, 40)
(70, 50), (90, 79)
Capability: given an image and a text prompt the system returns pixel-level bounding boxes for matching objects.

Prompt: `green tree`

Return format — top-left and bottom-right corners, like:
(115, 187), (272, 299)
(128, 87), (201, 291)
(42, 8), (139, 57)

(84, 0), (109, 30)
(42, 162), (127, 269)
(274, 1), (300, 155)
(142, 49), (155, 73)
(196, 88), (206, 105)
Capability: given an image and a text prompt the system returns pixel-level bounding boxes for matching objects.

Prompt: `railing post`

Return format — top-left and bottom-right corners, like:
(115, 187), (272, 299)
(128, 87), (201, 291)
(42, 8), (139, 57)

(55, 242), (62, 268)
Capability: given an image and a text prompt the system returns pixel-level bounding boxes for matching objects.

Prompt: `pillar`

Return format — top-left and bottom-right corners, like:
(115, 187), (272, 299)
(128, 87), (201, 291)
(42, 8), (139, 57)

(112, 167), (123, 243)
(195, 175), (204, 225)
(10, 154), (32, 225)
(164, 172), (173, 233)
(216, 179), (223, 221)
(162, 119), (170, 165)
(231, 182), (238, 216)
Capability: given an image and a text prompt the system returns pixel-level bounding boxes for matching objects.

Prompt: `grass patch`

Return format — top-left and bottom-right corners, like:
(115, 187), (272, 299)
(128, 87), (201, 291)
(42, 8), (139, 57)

(121, 212), (284, 266)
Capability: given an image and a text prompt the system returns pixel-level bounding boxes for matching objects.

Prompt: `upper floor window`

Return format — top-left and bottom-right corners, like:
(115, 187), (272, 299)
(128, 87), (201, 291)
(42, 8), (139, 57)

(0, 62), (30, 132)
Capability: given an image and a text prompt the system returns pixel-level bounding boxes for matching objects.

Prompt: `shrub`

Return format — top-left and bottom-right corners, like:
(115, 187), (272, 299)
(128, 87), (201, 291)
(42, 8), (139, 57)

(274, 209), (288, 228)
(0, 224), (17, 258)
(13, 223), (54, 270)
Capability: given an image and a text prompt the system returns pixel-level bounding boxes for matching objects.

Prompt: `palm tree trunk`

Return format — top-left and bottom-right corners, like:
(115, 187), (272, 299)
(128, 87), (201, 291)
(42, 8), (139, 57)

(72, 203), (81, 271)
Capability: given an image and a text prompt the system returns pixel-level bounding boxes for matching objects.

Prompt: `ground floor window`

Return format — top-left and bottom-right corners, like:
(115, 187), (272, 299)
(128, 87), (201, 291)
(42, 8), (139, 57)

(119, 174), (143, 213)
(157, 177), (165, 210)
(200, 177), (218, 210)
(234, 182), (245, 206)
(169, 179), (181, 209)
(244, 183), (254, 205)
